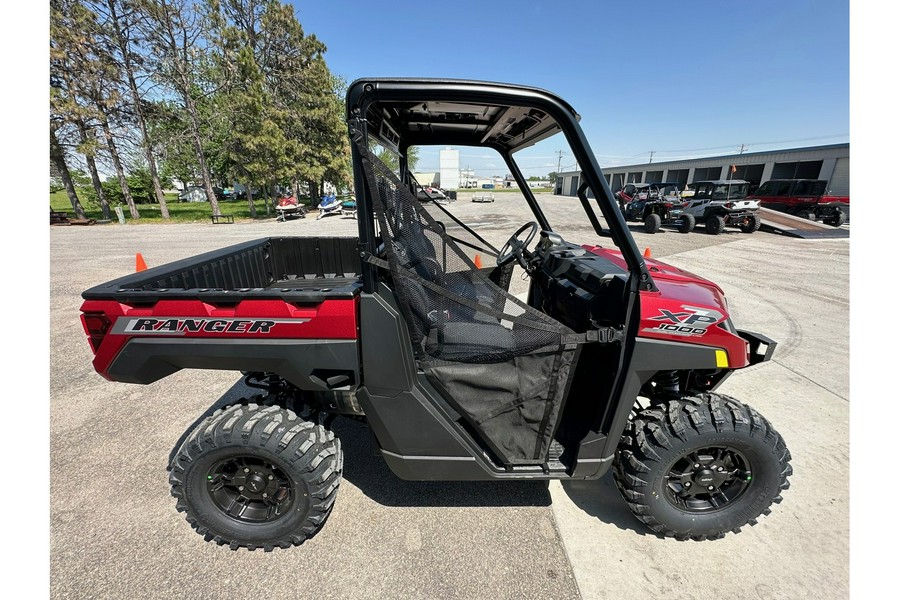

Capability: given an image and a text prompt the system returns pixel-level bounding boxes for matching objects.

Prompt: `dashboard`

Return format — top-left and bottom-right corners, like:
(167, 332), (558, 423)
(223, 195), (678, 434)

(529, 231), (630, 332)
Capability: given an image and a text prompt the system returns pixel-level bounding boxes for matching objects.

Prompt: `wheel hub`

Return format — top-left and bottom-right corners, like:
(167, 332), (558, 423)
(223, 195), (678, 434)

(664, 447), (752, 512)
(693, 468), (718, 486)
(206, 457), (294, 523)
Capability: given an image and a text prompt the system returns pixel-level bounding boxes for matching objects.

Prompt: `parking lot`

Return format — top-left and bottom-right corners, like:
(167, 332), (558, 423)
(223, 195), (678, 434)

(50, 192), (849, 599)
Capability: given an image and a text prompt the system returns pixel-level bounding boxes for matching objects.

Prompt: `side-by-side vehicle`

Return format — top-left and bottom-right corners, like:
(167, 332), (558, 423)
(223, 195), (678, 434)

(80, 79), (791, 551)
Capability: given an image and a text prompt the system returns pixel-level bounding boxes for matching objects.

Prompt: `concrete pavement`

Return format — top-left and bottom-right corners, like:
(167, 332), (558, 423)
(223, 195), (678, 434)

(549, 235), (849, 600)
(50, 194), (849, 599)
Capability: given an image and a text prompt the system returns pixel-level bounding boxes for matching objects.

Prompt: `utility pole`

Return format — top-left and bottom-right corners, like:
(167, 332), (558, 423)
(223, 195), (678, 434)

(649, 150), (655, 164)
(556, 150), (563, 176)
(739, 144), (746, 154)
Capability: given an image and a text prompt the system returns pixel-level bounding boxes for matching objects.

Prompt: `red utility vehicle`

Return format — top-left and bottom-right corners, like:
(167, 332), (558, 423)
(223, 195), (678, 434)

(80, 79), (791, 551)
(748, 179), (848, 226)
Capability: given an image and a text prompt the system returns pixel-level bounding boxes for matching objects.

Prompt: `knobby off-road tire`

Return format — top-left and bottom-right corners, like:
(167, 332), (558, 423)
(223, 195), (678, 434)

(613, 393), (791, 541)
(644, 213), (662, 234)
(678, 213), (696, 234)
(705, 215), (725, 235)
(794, 208), (816, 221)
(740, 214), (761, 233)
(826, 212), (846, 227)
(169, 401), (342, 551)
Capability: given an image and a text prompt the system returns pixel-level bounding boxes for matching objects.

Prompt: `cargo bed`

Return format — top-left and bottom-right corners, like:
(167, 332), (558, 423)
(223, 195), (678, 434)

(81, 237), (363, 304)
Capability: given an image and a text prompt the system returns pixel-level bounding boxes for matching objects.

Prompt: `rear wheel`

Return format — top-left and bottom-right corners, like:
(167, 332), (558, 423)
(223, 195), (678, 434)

(614, 394), (791, 540)
(169, 401), (342, 551)
(677, 213), (695, 234)
(705, 215), (725, 235)
(644, 213), (662, 234)
(739, 214), (761, 233)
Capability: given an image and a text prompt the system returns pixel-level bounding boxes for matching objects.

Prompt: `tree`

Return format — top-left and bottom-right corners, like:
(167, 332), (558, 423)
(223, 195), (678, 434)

(74, 117), (111, 218)
(215, 1), (351, 197)
(49, 125), (87, 220)
(145, 100), (198, 190)
(219, 45), (290, 217)
(138, 0), (221, 214)
(95, 0), (171, 218)
(50, 0), (141, 219)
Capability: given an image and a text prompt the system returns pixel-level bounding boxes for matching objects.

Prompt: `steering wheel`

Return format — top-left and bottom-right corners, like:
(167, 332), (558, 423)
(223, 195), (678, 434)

(497, 221), (540, 269)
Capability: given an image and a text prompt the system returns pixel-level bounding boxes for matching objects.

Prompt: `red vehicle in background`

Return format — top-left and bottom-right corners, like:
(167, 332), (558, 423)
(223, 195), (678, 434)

(747, 179), (848, 227)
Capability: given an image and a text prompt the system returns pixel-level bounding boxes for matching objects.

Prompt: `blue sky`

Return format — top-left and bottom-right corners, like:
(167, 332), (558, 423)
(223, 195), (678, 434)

(291, 0), (849, 176)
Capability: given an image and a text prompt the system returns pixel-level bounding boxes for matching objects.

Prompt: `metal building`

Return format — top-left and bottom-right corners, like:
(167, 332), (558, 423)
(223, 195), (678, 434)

(555, 143), (849, 197)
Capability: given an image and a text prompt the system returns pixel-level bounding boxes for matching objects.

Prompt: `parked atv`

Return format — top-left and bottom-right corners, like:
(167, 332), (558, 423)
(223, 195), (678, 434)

(619, 182), (695, 233)
(80, 79), (790, 550)
(681, 180), (761, 234)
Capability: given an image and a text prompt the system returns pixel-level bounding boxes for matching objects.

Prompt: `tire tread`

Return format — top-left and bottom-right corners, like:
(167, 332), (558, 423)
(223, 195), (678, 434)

(168, 397), (342, 551)
(613, 393), (791, 541)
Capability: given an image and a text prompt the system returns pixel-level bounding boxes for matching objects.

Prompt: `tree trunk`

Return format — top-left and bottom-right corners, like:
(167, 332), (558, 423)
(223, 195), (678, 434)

(106, 0), (170, 219)
(308, 180), (319, 205)
(75, 119), (110, 221)
(247, 184), (257, 218)
(292, 177), (300, 200)
(100, 115), (140, 219)
(268, 179), (277, 216)
(181, 87), (221, 215)
(50, 126), (87, 220)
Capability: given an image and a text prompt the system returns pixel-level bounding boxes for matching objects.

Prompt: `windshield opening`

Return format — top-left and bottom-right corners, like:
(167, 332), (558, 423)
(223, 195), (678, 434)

(711, 183), (748, 200)
(510, 131), (621, 249)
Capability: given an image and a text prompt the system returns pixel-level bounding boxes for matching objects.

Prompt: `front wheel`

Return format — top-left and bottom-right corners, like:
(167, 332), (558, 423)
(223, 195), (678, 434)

(613, 394), (791, 540)
(677, 213), (695, 234)
(169, 401), (342, 551)
(825, 212), (846, 227)
(644, 213), (662, 233)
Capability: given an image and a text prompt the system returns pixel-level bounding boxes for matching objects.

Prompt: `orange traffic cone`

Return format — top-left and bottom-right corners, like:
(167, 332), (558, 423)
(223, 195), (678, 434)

(474, 254), (483, 268)
(136, 253), (148, 272)
(643, 247), (652, 258)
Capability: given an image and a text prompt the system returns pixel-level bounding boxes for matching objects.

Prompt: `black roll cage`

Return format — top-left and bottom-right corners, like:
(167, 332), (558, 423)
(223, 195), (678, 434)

(345, 78), (656, 294)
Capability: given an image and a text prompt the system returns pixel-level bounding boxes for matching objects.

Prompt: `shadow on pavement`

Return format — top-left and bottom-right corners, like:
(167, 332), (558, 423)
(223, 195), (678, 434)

(335, 418), (552, 508)
(168, 379), (552, 509)
(558, 477), (652, 537)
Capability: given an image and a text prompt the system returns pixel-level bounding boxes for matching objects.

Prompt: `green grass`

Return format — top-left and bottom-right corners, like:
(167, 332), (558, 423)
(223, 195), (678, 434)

(50, 190), (288, 223)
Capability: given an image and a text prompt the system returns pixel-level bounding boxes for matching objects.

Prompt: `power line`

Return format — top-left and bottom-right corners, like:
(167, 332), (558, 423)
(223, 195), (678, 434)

(643, 133), (848, 156)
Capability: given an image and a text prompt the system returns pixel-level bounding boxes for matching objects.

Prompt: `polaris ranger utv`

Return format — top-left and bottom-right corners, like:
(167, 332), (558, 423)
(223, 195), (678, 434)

(79, 79), (790, 551)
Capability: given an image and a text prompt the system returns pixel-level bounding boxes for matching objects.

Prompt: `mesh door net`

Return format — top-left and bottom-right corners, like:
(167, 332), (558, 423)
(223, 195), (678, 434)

(357, 141), (583, 465)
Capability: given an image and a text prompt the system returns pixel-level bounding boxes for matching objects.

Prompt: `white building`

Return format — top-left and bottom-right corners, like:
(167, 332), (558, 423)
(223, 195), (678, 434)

(439, 148), (460, 190)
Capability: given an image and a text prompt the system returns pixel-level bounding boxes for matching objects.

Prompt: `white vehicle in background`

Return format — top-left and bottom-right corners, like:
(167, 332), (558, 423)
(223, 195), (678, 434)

(681, 180), (761, 235)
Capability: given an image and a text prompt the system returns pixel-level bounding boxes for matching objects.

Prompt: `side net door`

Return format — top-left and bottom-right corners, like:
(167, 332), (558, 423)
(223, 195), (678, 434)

(357, 140), (585, 466)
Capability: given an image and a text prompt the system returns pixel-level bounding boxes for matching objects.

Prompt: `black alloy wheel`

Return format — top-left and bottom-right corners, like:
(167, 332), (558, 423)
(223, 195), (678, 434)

(663, 446), (752, 512)
(613, 394), (791, 540)
(206, 455), (300, 524)
(169, 400), (342, 551)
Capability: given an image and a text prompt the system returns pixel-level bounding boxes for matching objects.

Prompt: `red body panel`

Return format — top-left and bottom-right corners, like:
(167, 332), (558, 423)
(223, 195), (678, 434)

(582, 245), (750, 368)
(750, 193), (849, 211)
(80, 297), (359, 381)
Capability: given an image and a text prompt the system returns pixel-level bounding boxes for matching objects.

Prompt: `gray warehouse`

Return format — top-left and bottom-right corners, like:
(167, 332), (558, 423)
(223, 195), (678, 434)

(555, 143), (849, 197)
